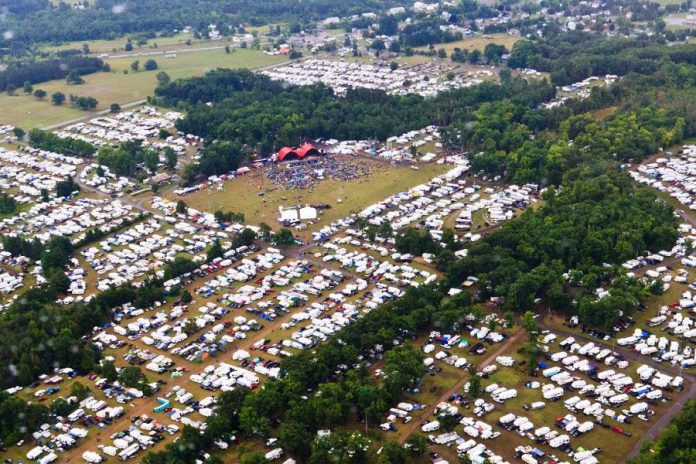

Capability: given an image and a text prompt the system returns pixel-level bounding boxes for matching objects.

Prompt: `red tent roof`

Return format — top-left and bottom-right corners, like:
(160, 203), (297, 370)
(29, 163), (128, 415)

(277, 146), (299, 161)
(277, 144), (321, 161)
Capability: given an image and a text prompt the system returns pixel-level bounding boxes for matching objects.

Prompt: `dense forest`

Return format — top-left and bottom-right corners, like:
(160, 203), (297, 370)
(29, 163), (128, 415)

(508, 32), (696, 86)
(154, 68), (555, 180)
(446, 175), (676, 327)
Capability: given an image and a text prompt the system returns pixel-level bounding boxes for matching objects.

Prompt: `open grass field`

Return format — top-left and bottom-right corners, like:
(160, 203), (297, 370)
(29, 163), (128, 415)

(169, 159), (449, 238)
(0, 48), (286, 129)
(40, 31), (196, 55)
(417, 34), (521, 54)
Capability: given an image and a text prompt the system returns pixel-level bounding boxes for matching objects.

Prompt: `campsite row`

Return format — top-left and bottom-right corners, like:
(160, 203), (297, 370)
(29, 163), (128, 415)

(261, 59), (488, 97)
(57, 107), (200, 155)
(631, 145), (696, 210)
(391, 326), (685, 464)
(0, 146), (79, 202)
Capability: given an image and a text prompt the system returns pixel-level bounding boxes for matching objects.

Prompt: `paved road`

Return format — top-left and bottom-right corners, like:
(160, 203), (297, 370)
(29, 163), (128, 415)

(397, 329), (525, 444)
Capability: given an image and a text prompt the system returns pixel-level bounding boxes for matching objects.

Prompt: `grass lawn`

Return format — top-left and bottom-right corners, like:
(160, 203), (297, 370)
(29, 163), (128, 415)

(0, 48), (286, 129)
(40, 31), (195, 55)
(417, 34), (521, 55)
(654, 0), (683, 5)
(592, 106), (618, 120)
(170, 159), (449, 239)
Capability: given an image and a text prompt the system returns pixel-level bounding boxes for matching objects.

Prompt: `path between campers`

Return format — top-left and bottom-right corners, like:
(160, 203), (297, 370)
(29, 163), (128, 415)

(397, 328), (526, 444)
(539, 322), (696, 461)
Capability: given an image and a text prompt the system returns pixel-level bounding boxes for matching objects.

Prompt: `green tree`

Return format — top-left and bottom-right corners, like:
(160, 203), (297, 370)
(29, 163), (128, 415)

(156, 71), (171, 85)
(206, 240), (224, 262)
(239, 452), (270, 464)
(504, 311), (515, 328)
(51, 91), (66, 105)
(239, 406), (271, 439)
(144, 59), (158, 71)
(522, 311), (538, 339)
(110, 103), (121, 113)
(55, 175), (79, 197)
(404, 434), (428, 456)
(279, 421), (313, 461)
(69, 381), (91, 400)
(131, 60), (140, 71)
(175, 200), (188, 215)
(11, 127), (25, 140)
(143, 150), (159, 174)
(23, 81), (33, 94)
(33, 89), (47, 100)
(273, 228), (295, 246)
(628, 400), (696, 464)
(66, 70), (84, 84)
(469, 372), (482, 398)
(378, 441), (406, 464)
(383, 346), (423, 401)
(371, 39), (386, 52)
(163, 147), (177, 170)
(259, 223), (272, 241)
(99, 360), (118, 382)
(469, 49), (481, 64)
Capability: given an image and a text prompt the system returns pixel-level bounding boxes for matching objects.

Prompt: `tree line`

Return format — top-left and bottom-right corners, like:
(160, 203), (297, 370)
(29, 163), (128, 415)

(0, 55), (104, 91)
(29, 128), (96, 158)
(508, 31), (696, 86)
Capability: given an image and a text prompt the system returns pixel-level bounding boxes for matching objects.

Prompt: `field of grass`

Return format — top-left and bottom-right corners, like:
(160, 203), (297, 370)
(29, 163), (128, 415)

(170, 159), (449, 238)
(417, 34), (521, 54)
(0, 48), (286, 129)
(40, 31), (196, 55)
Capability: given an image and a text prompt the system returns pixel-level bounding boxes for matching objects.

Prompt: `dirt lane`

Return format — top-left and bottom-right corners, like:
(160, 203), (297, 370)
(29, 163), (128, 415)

(397, 328), (525, 444)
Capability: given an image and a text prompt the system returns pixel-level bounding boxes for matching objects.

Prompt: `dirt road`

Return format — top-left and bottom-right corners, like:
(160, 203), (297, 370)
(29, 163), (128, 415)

(397, 329), (525, 444)
(540, 320), (696, 461)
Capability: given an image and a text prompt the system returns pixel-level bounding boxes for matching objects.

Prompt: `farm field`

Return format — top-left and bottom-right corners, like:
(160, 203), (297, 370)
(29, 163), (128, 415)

(39, 31), (196, 55)
(0, 48), (286, 129)
(417, 34), (521, 54)
(170, 159), (450, 237)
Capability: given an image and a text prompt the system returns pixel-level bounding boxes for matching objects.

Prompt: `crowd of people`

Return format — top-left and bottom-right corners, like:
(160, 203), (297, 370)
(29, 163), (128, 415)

(267, 155), (373, 190)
